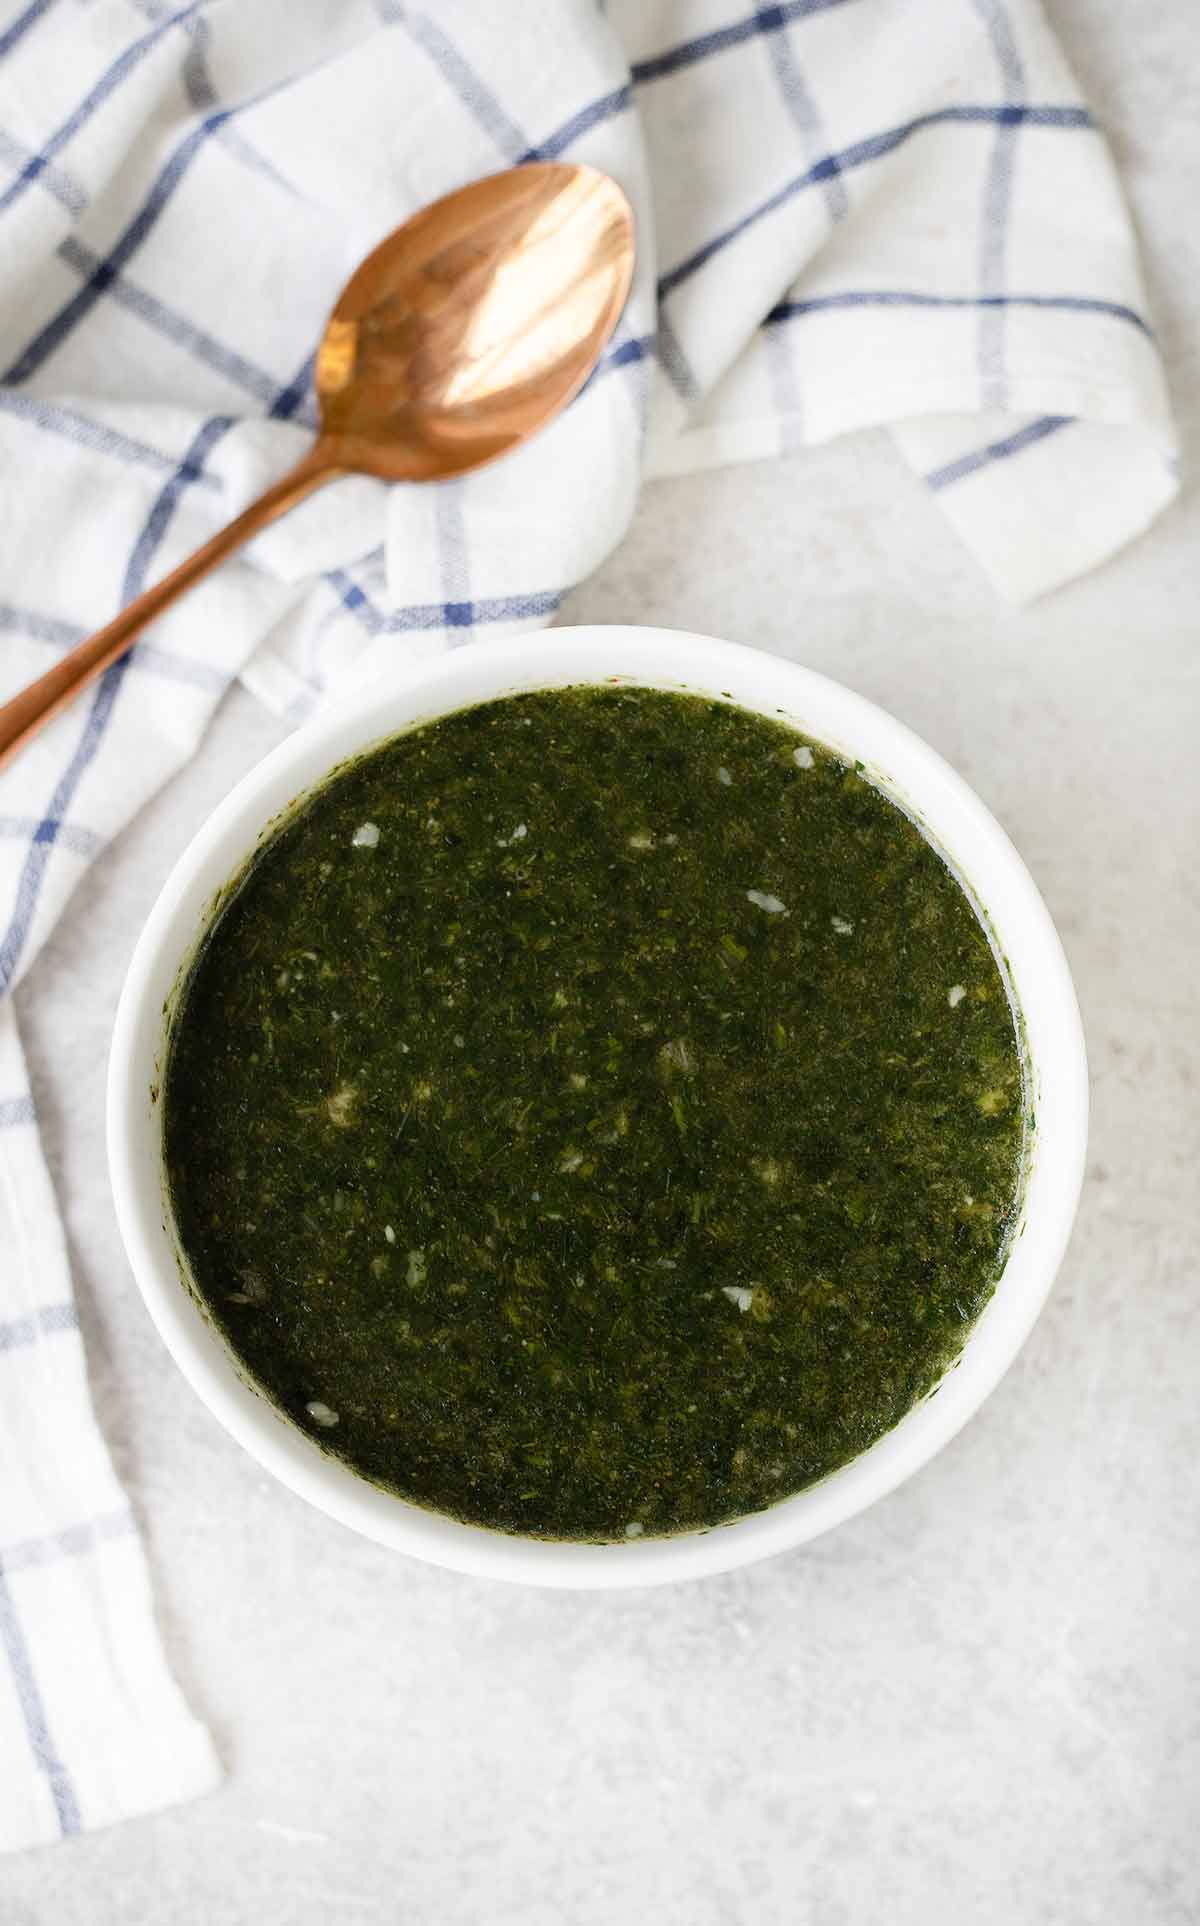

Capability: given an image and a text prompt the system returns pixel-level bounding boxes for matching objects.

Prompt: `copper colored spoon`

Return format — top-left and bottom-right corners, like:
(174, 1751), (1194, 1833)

(0, 162), (634, 770)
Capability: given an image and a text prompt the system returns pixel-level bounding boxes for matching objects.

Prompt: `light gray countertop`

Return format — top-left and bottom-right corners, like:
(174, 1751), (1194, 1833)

(5, 2), (1198, 1919)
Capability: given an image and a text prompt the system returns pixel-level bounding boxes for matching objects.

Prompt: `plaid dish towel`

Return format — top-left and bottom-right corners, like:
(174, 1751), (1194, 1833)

(0, 0), (1176, 1850)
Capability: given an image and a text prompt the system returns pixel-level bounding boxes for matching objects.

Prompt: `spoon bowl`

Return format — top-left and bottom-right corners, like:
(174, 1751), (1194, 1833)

(317, 163), (635, 481)
(0, 162), (635, 767)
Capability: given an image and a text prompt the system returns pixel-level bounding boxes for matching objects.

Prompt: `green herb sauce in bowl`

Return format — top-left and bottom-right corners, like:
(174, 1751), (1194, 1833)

(110, 628), (1086, 1586)
(163, 685), (1025, 1542)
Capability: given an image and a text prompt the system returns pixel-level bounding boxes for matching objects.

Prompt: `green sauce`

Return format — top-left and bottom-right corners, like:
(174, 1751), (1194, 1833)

(164, 687), (1025, 1540)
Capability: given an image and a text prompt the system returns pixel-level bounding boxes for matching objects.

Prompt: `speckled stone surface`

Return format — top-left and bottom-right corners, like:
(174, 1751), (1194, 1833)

(5, 2), (1199, 1919)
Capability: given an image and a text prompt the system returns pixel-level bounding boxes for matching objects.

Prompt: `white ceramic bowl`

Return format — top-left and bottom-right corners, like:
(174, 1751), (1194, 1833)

(108, 626), (1087, 1588)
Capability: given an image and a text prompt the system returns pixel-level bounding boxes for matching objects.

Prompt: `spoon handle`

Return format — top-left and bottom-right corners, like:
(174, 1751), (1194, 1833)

(0, 446), (338, 773)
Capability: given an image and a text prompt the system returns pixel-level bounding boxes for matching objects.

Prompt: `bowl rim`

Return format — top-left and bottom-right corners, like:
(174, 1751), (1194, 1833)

(107, 625), (1088, 1588)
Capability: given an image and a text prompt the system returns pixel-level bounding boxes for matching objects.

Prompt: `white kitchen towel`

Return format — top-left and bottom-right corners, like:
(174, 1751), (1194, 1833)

(0, 1012), (219, 1849)
(0, 0), (1177, 1849)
